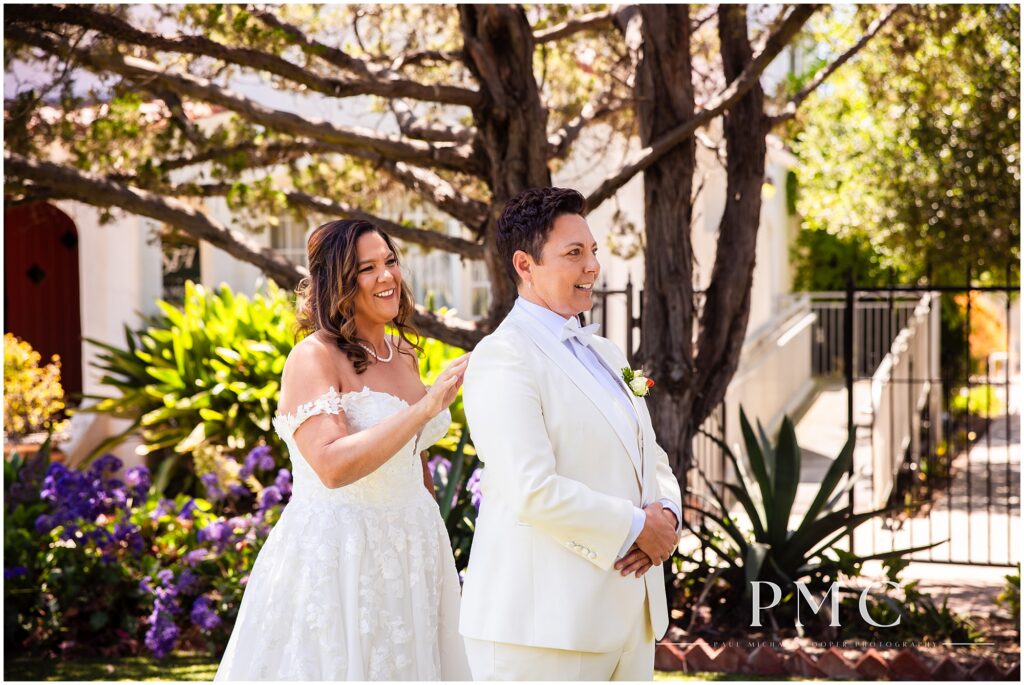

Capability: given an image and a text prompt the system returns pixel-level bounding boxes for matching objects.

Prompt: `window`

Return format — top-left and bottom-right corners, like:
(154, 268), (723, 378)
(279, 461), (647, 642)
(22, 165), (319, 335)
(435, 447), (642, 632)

(469, 260), (490, 319)
(270, 219), (308, 267)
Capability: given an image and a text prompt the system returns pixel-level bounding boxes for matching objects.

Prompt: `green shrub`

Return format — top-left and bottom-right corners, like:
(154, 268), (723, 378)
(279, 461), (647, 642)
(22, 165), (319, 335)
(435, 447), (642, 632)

(81, 281), (296, 494)
(838, 559), (983, 643)
(997, 565), (1020, 625)
(950, 384), (1005, 419)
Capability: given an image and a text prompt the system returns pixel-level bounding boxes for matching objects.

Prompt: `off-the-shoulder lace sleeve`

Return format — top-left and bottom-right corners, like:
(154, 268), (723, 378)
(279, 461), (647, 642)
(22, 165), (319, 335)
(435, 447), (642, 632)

(272, 386), (351, 440)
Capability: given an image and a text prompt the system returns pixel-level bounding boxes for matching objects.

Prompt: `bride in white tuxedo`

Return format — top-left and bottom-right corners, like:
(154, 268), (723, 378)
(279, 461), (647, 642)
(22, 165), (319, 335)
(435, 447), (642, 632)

(215, 218), (470, 681)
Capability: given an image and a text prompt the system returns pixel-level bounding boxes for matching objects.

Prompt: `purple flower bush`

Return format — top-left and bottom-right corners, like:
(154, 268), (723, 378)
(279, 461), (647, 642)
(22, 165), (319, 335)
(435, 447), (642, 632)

(6, 403), (479, 662)
(4, 445), (287, 659)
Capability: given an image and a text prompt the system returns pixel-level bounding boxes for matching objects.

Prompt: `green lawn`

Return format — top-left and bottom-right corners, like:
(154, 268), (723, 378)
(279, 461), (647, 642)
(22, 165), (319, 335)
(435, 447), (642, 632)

(4, 653), (219, 681)
(4, 655), (813, 682)
(656, 672), (814, 681)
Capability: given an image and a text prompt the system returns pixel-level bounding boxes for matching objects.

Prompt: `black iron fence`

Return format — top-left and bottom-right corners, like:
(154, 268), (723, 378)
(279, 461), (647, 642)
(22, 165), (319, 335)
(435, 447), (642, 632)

(805, 291), (920, 377)
(842, 272), (1019, 567)
(590, 270), (1019, 568)
(588, 276), (639, 365)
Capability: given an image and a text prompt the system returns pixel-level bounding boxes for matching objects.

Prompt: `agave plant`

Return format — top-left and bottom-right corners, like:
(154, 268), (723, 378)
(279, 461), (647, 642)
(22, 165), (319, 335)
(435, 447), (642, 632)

(676, 407), (940, 633)
(80, 281), (295, 493)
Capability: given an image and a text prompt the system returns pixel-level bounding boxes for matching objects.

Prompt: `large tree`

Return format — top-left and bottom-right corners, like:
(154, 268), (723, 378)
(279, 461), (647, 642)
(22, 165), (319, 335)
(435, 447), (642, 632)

(5, 4), (895, 474)
(616, 4), (898, 475)
(787, 4), (1020, 289)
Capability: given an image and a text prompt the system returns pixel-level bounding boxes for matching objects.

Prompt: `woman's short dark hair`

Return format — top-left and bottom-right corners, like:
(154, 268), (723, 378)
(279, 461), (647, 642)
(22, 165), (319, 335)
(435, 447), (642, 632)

(295, 219), (420, 374)
(496, 187), (587, 285)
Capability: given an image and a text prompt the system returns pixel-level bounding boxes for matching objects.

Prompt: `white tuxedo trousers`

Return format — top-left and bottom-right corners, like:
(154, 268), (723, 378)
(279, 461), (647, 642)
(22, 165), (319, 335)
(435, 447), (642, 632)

(463, 597), (655, 681)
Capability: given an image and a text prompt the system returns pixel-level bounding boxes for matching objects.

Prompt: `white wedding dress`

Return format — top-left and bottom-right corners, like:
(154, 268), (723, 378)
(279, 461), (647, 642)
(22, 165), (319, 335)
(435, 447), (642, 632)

(215, 386), (471, 681)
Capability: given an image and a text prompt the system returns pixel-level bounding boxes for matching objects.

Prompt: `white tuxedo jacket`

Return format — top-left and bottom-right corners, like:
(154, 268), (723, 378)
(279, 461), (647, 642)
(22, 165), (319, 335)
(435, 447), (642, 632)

(459, 304), (682, 653)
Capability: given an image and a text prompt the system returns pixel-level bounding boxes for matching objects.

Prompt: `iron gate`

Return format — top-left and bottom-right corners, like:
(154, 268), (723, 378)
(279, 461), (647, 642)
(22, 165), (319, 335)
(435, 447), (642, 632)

(841, 272), (1019, 567)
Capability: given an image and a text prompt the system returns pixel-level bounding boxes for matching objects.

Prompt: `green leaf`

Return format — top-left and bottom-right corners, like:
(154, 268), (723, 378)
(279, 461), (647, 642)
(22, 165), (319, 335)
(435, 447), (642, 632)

(768, 416), (800, 546)
(146, 366), (185, 388)
(744, 542), (770, 589)
(794, 429), (855, 538)
(215, 347), (242, 363)
(175, 422), (207, 453)
(739, 408), (775, 514)
(88, 611), (109, 631)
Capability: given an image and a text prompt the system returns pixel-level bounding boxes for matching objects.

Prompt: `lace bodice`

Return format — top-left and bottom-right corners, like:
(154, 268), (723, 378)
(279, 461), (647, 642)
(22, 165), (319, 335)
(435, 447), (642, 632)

(272, 386), (450, 506)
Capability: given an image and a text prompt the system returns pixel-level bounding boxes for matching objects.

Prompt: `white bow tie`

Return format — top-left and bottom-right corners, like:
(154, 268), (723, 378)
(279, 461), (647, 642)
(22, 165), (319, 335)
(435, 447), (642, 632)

(560, 317), (601, 347)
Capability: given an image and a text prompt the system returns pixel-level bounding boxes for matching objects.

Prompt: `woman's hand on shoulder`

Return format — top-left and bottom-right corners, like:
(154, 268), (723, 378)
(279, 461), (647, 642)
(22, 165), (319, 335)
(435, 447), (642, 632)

(414, 353), (470, 418)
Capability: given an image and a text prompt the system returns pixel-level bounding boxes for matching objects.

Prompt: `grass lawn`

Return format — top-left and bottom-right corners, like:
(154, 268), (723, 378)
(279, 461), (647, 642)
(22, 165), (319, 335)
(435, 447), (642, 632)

(4, 653), (219, 681)
(4, 655), (815, 682)
(656, 672), (815, 681)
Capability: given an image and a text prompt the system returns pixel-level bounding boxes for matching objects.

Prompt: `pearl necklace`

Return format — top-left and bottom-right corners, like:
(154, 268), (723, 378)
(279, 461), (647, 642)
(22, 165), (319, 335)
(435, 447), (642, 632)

(358, 338), (394, 363)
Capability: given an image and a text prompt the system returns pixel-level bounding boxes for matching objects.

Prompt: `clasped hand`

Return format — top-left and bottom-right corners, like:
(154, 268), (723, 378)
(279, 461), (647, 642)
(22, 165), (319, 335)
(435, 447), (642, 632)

(613, 502), (678, 578)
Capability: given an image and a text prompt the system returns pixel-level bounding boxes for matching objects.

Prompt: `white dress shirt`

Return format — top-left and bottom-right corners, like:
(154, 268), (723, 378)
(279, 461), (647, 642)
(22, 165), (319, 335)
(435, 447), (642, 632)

(514, 297), (681, 559)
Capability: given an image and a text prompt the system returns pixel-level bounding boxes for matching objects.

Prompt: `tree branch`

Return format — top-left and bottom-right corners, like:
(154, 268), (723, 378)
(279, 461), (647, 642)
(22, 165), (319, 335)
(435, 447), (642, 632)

(767, 5), (902, 127)
(4, 183), (60, 208)
(376, 160), (489, 231)
(151, 89), (205, 147)
(151, 137), (489, 232)
(547, 93), (625, 159)
(585, 4), (819, 214)
(392, 49), (462, 70)
(157, 139), (330, 172)
(284, 191), (485, 259)
(534, 10), (616, 43)
(5, 150), (306, 288)
(248, 6), (481, 108)
(148, 181), (485, 258)
(4, 4), (482, 108)
(389, 98), (475, 144)
(5, 152), (484, 347)
(411, 307), (483, 349)
(10, 27), (483, 176)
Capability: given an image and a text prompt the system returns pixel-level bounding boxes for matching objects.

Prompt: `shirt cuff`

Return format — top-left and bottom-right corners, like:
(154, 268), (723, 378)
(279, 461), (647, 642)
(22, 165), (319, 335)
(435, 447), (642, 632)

(659, 498), (682, 533)
(617, 506), (646, 559)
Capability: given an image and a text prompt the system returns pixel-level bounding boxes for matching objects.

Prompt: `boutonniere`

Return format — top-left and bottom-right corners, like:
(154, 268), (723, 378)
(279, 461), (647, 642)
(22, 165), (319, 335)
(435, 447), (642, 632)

(620, 367), (655, 397)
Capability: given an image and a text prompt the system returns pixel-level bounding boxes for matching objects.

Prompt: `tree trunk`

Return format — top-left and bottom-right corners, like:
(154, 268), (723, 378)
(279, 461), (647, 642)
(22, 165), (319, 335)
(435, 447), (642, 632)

(633, 5), (698, 481)
(459, 5), (552, 329)
(691, 5), (768, 427)
(637, 4), (770, 481)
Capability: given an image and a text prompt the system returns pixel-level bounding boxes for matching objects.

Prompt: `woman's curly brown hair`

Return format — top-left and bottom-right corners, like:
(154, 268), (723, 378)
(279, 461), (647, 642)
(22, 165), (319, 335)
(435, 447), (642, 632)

(296, 219), (420, 374)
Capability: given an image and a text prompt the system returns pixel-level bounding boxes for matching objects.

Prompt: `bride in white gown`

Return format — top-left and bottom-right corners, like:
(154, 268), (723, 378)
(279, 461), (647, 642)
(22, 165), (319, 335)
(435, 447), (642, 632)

(216, 219), (471, 681)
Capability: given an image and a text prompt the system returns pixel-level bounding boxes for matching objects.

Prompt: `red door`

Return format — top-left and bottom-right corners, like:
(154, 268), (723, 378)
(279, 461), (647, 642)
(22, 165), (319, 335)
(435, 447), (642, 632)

(4, 202), (83, 403)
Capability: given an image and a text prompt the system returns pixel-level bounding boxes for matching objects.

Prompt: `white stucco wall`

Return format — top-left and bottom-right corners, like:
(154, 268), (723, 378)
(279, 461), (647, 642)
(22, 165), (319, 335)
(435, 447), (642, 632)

(56, 201), (163, 466)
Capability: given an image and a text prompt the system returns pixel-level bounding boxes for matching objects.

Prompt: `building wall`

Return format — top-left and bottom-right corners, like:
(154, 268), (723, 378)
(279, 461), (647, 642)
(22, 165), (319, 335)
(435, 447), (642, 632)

(56, 202), (163, 465)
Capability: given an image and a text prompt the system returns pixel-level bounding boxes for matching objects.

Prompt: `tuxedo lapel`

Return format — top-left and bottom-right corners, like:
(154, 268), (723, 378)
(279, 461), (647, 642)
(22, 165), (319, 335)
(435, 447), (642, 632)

(586, 339), (654, 499)
(507, 308), (644, 486)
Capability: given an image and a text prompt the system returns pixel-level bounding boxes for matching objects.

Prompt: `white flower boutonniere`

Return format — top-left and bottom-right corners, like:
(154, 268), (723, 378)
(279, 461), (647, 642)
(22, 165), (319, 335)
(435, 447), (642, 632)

(620, 367), (655, 397)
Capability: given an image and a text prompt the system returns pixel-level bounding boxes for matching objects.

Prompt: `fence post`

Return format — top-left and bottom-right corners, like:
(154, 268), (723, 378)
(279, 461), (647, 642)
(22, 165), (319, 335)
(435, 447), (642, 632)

(625, 274), (635, 366)
(845, 269), (856, 554)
